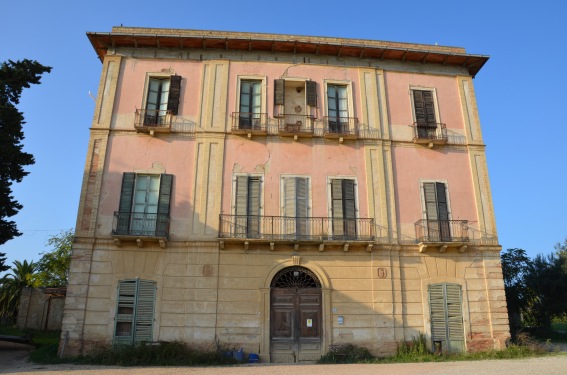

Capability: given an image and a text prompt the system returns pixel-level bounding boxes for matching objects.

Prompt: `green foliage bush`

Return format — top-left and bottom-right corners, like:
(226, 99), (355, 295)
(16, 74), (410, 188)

(318, 343), (373, 363)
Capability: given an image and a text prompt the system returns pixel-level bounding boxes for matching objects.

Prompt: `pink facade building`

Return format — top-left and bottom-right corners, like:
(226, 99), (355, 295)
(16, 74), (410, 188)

(61, 27), (509, 361)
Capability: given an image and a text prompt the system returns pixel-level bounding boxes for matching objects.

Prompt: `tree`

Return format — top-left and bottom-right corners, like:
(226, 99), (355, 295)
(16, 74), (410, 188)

(0, 59), (51, 245)
(0, 260), (38, 322)
(501, 248), (532, 338)
(34, 229), (73, 287)
(0, 252), (9, 273)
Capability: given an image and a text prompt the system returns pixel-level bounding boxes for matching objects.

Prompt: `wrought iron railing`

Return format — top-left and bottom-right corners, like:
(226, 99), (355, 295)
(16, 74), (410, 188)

(411, 122), (447, 142)
(276, 114), (315, 135)
(112, 212), (170, 238)
(323, 116), (359, 136)
(219, 215), (375, 241)
(231, 112), (268, 132)
(415, 219), (469, 243)
(135, 109), (172, 129)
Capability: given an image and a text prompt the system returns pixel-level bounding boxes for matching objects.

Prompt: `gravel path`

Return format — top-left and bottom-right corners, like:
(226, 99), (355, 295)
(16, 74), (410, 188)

(1, 342), (567, 375)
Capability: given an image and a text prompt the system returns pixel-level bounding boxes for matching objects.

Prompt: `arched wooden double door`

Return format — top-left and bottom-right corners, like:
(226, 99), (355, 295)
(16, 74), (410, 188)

(270, 266), (322, 363)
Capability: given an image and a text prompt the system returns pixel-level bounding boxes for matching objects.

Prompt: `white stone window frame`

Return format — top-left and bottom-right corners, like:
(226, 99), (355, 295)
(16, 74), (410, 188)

(141, 72), (175, 110)
(418, 179), (453, 221)
(235, 75), (268, 114)
(279, 174), (312, 216)
(323, 79), (355, 120)
(409, 86), (442, 125)
(231, 173), (265, 217)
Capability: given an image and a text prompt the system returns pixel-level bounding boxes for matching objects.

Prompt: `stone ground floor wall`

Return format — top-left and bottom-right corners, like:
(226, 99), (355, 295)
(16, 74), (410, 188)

(59, 238), (510, 359)
(17, 287), (66, 331)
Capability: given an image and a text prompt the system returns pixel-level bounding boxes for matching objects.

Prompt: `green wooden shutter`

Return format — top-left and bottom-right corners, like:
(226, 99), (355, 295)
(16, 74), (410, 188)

(296, 177), (308, 237)
(423, 183), (438, 221)
(235, 176), (249, 236)
(331, 179), (344, 236)
(117, 173), (136, 234)
(428, 283), (464, 353)
(156, 174), (173, 237)
(274, 79), (285, 105)
(435, 182), (449, 221)
(342, 179), (356, 237)
(306, 81), (317, 107)
(247, 177), (261, 237)
(114, 280), (136, 345)
(134, 279), (157, 343)
(167, 75), (182, 115)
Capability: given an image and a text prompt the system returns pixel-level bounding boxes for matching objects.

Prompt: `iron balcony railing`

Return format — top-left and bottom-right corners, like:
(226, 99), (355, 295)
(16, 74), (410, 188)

(277, 114), (315, 135)
(411, 122), (447, 143)
(112, 212), (170, 239)
(231, 112), (268, 132)
(415, 219), (469, 243)
(134, 109), (172, 130)
(323, 116), (359, 137)
(219, 215), (375, 241)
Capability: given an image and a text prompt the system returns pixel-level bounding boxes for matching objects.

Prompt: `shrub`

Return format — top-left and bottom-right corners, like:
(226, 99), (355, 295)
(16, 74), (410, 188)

(318, 343), (373, 363)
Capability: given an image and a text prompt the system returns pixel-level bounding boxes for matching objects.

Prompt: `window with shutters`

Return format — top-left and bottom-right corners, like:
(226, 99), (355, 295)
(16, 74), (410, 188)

(112, 173), (173, 239)
(422, 181), (451, 241)
(329, 178), (357, 239)
(233, 76), (267, 132)
(428, 283), (465, 353)
(114, 278), (156, 345)
(281, 176), (310, 239)
(410, 88), (447, 144)
(324, 81), (357, 137)
(274, 79), (317, 136)
(135, 75), (181, 132)
(233, 175), (262, 238)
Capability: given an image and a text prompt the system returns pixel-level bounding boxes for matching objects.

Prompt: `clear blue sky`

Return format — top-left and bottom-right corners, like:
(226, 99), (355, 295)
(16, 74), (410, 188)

(1, 0), (565, 268)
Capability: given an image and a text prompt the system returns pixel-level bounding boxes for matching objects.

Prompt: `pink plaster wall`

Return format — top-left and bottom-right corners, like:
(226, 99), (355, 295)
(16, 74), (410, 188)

(222, 138), (369, 218)
(99, 135), (195, 221)
(384, 71), (464, 129)
(392, 146), (478, 225)
(113, 59), (202, 118)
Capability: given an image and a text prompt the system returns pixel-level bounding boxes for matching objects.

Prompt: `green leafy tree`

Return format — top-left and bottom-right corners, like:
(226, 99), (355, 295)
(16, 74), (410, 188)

(523, 253), (567, 330)
(0, 252), (9, 273)
(34, 229), (73, 287)
(0, 59), (51, 245)
(0, 260), (38, 322)
(501, 248), (532, 338)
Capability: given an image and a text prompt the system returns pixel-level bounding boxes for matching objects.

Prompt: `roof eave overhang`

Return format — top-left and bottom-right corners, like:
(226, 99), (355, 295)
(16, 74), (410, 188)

(87, 31), (489, 77)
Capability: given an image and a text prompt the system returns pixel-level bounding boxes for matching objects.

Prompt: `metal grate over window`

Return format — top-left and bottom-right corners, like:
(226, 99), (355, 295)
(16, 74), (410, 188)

(270, 266), (321, 288)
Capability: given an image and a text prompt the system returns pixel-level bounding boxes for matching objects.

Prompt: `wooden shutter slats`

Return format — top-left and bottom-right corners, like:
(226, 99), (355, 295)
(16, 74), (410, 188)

(167, 75), (182, 115)
(274, 79), (285, 105)
(306, 81), (317, 107)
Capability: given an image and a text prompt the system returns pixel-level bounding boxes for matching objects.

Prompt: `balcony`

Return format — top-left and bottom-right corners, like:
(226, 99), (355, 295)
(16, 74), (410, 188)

(231, 112), (268, 137)
(410, 122), (447, 147)
(134, 109), (172, 134)
(277, 114), (315, 139)
(414, 219), (469, 253)
(111, 212), (170, 248)
(323, 117), (358, 141)
(219, 215), (376, 250)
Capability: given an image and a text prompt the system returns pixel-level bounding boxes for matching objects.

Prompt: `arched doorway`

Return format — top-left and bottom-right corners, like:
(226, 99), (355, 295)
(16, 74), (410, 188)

(270, 266), (322, 362)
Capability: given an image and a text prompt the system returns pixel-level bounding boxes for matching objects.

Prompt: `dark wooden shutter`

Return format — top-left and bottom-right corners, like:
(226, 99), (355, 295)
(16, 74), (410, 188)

(331, 179), (344, 236)
(117, 173), (136, 234)
(306, 81), (317, 107)
(342, 180), (356, 237)
(274, 79), (285, 105)
(435, 182), (449, 221)
(134, 279), (156, 343)
(247, 177), (261, 236)
(167, 75), (182, 115)
(413, 90), (435, 125)
(156, 174), (173, 237)
(234, 176), (248, 236)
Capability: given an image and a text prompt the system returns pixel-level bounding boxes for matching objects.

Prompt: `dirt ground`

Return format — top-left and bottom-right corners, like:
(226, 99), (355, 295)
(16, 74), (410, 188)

(1, 341), (567, 375)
